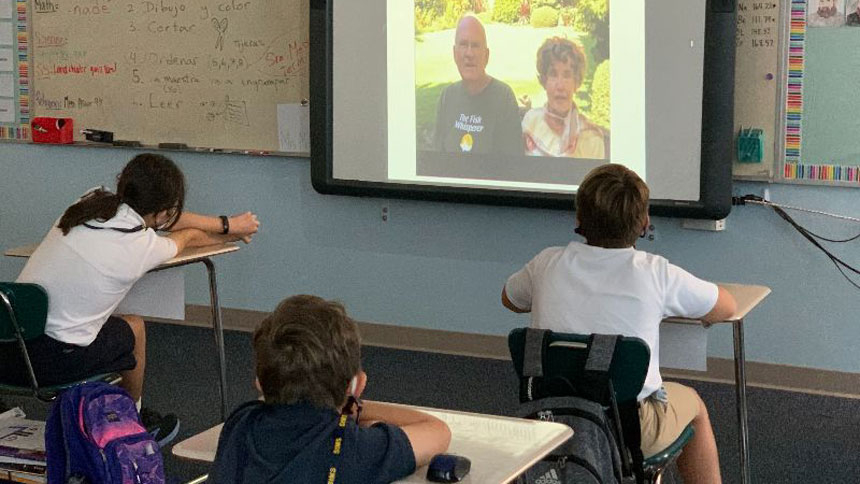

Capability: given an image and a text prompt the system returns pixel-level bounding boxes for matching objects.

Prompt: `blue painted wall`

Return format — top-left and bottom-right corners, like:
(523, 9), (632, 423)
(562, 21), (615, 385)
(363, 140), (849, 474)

(0, 144), (857, 373)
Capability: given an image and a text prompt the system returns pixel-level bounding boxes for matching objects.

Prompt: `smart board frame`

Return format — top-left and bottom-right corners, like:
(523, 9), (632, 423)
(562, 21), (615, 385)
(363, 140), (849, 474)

(310, 0), (737, 219)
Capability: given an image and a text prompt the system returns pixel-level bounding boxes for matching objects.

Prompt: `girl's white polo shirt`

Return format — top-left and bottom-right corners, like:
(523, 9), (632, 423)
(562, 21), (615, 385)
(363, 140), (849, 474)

(17, 203), (177, 346)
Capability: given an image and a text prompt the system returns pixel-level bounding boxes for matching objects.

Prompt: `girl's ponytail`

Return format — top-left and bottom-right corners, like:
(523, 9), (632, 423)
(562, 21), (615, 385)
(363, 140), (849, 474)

(57, 189), (123, 235)
(56, 153), (185, 236)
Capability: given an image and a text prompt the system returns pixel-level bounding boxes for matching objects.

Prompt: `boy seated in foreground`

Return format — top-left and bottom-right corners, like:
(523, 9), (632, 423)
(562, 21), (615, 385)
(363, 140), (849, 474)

(210, 295), (451, 483)
(503, 164), (736, 484)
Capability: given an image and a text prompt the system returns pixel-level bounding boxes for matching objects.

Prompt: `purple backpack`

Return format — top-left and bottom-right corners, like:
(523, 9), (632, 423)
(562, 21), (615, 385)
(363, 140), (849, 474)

(45, 382), (165, 484)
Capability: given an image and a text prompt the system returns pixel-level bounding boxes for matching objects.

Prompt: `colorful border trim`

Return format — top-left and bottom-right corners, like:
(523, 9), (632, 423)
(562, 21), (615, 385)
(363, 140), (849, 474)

(784, 163), (860, 183)
(783, 0), (806, 171)
(0, 0), (29, 140)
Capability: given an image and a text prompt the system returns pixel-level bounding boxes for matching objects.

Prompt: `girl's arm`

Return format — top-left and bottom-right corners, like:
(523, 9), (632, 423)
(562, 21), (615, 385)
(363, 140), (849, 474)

(166, 228), (243, 253)
(170, 212), (260, 237)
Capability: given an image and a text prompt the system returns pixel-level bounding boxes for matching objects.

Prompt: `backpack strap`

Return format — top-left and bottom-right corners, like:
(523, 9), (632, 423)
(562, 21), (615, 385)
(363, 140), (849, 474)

(583, 335), (645, 483)
(618, 399), (644, 484)
(581, 334), (617, 403)
(522, 328), (548, 378)
(521, 328), (550, 401)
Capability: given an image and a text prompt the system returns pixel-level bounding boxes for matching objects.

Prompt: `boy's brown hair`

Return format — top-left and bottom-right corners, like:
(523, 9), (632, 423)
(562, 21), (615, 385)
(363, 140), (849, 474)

(253, 295), (361, 409)
(575, 164), (650, 248)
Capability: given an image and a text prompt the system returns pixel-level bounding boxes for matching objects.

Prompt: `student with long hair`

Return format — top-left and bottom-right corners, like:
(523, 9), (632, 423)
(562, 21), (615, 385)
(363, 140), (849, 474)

(0, 153), (259, 445)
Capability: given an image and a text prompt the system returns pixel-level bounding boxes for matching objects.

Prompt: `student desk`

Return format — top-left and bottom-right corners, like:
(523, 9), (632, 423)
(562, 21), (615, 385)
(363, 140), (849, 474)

(4, 242), (239, 421)
(665, 282), (770, 484)
(172, 403), (574, 483)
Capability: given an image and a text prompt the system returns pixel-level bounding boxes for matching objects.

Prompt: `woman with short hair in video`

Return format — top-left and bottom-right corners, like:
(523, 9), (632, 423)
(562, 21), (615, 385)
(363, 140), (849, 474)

(522, 37), (608, 160)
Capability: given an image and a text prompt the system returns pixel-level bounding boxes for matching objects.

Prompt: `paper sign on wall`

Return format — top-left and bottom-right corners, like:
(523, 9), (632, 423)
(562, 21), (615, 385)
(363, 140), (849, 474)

(0, 98), (14, 122)
(659, 323), (708, 371)
(0, 0), (12, 20)
(277, 103), (310, 153)
(0, 48), (12, 71)
(0, 72), (13, 97)
(0, 22), (11, 45)
(116, 270), (185, 320)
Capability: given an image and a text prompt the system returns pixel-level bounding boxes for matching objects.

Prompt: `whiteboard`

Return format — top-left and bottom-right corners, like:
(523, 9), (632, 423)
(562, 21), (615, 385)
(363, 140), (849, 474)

(31, 0), (308, 153)
(732, 0), (783, 180)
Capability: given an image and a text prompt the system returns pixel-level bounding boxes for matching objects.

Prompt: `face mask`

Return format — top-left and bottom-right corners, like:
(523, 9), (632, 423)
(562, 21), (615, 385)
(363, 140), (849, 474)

(341, 375), (363, 420)
(349, 376), (358, 396)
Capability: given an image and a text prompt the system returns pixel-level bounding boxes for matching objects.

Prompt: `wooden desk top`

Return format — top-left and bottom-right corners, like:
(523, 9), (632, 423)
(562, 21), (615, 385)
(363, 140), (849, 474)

(664, 283), (771, 325)
(173, 404), (573, 484)
(4, 242), (239, 268)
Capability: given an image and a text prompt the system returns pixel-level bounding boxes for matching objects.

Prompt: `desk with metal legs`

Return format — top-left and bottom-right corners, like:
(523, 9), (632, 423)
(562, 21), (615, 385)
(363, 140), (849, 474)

(173, 402), (574, 484)
(665, 283), (771, 484)
(5, 243), (239, 421)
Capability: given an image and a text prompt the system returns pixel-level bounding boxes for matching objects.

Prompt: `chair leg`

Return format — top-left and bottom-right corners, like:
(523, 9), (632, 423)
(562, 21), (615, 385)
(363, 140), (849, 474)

(645, 459), (684, 484)
(644, 467), (665, 484)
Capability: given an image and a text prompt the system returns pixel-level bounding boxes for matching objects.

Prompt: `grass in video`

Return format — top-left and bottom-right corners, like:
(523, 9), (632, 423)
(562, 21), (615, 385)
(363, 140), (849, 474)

(415, 0), (610, 159)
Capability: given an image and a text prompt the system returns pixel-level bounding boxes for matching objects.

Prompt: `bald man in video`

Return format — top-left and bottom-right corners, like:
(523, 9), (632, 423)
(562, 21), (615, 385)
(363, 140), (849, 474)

(432, 15), (523, 155)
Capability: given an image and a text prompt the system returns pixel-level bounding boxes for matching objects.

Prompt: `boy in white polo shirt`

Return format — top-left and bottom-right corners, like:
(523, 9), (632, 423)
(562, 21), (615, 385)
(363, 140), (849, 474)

(502, 164), (735, 484)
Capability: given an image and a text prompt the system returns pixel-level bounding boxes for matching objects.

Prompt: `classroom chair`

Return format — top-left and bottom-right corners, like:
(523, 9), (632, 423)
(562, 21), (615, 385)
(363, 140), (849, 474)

(509, 328), (694, 484)
(0, 282), (121, 402)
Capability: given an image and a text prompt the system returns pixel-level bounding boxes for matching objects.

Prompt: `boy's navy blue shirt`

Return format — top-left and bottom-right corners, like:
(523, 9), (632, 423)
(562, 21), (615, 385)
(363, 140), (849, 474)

(209, 400), (416, 484)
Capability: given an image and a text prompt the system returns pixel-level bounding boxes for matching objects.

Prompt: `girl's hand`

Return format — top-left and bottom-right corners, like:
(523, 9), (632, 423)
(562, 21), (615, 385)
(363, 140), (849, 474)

(229, 212), (260, 236)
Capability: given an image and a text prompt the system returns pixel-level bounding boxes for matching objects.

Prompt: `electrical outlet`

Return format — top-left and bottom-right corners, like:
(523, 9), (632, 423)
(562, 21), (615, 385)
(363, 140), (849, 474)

(381, 205), (389, 222)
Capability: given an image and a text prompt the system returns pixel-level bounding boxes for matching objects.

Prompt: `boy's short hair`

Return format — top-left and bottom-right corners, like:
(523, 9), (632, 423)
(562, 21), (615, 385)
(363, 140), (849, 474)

(576, 164), (650, 248)
(253, 295), (361, 409)
(536, 37), (587, 89)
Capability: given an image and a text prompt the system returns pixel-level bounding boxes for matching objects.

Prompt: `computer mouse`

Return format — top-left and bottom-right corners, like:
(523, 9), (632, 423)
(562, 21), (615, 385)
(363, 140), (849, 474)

(426, 453), (471, 483)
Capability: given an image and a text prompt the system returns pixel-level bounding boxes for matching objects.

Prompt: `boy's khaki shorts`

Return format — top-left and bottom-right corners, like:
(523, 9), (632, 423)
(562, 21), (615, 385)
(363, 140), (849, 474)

(638, 382), (701, 458)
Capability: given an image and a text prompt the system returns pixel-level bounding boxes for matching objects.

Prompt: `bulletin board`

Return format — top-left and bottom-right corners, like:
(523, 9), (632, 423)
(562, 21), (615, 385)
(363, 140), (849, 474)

(779, 0), (860, 186)
(0, 0), (31, 141)
(734, 0), (860, 187)
(26, 0), (309, 154)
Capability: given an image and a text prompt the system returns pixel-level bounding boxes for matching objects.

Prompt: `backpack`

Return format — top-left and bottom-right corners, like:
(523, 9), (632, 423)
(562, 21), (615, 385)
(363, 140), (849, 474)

(515, 396), (624, 484)
(45, 382), (165, 484)
(512, 330), (645, 484)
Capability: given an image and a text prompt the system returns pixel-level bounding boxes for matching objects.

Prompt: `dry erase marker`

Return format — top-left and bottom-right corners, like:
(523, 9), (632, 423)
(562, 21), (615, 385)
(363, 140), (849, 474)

(158, 142), (189, 150)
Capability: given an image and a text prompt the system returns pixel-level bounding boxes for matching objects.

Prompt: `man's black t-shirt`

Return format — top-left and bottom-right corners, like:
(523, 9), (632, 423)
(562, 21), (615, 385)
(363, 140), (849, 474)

(209, 401), (416, 484)
(432, 78), (523, 155)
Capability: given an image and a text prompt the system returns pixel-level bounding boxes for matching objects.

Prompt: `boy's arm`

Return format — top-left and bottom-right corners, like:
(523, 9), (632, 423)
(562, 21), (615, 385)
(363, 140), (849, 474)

(501, 287), (530, 313)
(170, 212), (260, 238)
(166, 228), (243, 253)
(700, 285), (737, 323)
(359, 401), (451, 467)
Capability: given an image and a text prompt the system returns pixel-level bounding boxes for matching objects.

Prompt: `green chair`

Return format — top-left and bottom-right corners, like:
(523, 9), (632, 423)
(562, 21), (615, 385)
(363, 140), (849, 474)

(0, 282), (121, 402)
(509, 328), (694, 484)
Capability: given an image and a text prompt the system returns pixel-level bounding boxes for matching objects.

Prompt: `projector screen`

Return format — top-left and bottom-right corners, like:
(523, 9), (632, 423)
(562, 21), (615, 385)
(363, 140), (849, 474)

(311, 0), (736, 219)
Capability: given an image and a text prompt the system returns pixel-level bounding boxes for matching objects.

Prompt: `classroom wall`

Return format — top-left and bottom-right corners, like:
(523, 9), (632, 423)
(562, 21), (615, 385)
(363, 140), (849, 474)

(0, 144), (857, 374)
